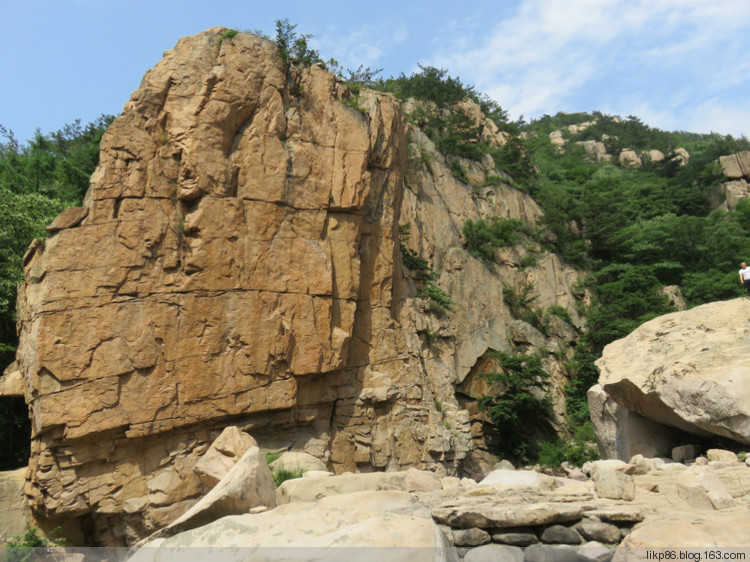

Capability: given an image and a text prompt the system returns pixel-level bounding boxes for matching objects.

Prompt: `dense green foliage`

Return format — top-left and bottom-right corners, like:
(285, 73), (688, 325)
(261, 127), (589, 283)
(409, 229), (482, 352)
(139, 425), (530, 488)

(0, 117), (111, 469)
(537, 422), (600, 467)
(0, 117), (111, 366)
(375, 65), (475, 107)
(5, 526), (65, 558)
(523, 112), (750, 427)
(272, 467), (306, 487)
(478, 351), (554, 462)
(462, 217), (535, 261)
(369, 66), (536, 188)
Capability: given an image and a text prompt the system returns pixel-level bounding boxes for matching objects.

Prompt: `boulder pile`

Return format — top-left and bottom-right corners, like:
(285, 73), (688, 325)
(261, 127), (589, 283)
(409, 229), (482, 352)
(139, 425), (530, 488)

(127, 427), (750, 560)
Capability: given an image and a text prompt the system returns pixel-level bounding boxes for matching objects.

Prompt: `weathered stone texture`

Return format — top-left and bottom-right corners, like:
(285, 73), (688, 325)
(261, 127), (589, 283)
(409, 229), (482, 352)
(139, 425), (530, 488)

(10, 28), (423, 543)
(712, 151), (750, 210)
(595, 299), (750, 447)
(3, 28), (588, 545)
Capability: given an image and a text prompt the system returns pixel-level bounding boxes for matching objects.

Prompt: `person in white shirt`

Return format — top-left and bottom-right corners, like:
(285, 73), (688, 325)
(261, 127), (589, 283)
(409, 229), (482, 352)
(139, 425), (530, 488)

(739, 262), (750, 296)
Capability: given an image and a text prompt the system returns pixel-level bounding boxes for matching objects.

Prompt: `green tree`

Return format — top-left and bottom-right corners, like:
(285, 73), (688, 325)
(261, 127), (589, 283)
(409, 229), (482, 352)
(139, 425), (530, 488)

(0, 189), (67, 362)
(274, 18), (322, 66)
(478, 351), (554, 462)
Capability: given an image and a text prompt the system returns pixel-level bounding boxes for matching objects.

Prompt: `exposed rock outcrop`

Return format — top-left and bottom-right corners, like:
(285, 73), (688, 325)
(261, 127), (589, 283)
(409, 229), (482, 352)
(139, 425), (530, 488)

(1, 29), (586, 545)
(594, 299), (750, 456)
(130, 453), (750, 556)
(548, 120), (687, 167)
(713, 150), (750, 210)
(130, 490), (454, 558)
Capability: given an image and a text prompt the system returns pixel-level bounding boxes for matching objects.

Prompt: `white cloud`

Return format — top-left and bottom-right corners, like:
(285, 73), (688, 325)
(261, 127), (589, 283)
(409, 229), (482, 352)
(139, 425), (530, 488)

(315, 23), (407, 70)
(425, 0), (750, 134)
(685, 98), (750, 137)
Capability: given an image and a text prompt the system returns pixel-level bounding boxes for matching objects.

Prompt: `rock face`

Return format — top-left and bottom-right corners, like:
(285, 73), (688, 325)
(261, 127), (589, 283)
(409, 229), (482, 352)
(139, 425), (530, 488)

(1, 29), (586, 545)
(595, 299), (750, 453)
(0, 468), (35, 543)
(713, 151), (750, 210)
(587, 383), (681, 461)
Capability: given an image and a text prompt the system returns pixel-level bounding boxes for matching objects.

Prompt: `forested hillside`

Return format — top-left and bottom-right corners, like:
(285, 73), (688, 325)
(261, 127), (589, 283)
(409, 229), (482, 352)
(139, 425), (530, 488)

(522, 113), (750, 425)
(358, 59), (750, 436)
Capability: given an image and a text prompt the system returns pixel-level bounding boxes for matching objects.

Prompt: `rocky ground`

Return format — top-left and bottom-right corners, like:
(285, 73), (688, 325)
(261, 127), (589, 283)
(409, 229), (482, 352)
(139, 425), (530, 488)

(125, 427), (750, 561)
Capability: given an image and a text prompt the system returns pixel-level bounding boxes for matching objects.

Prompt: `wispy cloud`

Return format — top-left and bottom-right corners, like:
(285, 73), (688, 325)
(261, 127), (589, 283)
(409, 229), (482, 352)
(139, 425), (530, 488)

(427, 0), (750, 135)
(315, 23), (408, 70)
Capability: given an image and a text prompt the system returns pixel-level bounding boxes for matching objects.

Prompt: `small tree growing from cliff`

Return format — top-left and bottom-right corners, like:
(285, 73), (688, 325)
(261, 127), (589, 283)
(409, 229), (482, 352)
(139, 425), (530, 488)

(275, 18), (322, 66)
(478, 351), (554, 462)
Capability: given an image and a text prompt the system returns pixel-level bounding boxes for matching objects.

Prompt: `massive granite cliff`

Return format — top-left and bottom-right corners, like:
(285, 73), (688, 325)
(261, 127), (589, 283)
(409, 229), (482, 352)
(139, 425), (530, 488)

(1, 29), (585, 545)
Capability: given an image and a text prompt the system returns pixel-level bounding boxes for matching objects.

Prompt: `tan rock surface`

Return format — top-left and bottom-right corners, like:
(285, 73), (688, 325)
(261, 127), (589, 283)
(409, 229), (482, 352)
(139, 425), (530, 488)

(587, 384), (680, 461)
(0, 469), (34, 543)
(738, 151), (750, 177)
(276, 470), (409, 505)
(268, 451), (327, 473)
(619, 149), (642, 167)
(617, 520), (750, 549)
(130, 491), (453, 558)
(193, 426), (257, 487)
(149, 443), (276, 542)
(720, 154), (744, 179)
(676, 465), (734, 510)
(596, 299), (750, 445)
(2, 27), (588, 545)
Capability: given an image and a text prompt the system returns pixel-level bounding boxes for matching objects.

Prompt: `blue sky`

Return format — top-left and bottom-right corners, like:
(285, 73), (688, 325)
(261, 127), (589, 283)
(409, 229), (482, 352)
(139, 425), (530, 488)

(1, 0), (748, 143)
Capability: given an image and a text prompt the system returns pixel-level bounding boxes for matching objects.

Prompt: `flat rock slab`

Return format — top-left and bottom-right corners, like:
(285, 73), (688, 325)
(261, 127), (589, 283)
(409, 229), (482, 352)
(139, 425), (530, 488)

(130, 491), (457, 561)
(584, 507), (644, 523)
(432, 497), (594, 529)
(616, 520), (750, 550)
(46, 207), (88, 232)
(276, 471), (408, 504)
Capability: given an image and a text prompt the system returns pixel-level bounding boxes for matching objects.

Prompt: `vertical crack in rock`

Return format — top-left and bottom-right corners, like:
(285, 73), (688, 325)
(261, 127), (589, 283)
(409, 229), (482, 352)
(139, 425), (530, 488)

(5, 28), (589, 546)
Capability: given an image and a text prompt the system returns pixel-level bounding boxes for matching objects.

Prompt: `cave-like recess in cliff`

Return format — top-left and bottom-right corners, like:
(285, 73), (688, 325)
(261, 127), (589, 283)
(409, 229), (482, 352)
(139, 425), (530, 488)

(0, 396), (30, 470)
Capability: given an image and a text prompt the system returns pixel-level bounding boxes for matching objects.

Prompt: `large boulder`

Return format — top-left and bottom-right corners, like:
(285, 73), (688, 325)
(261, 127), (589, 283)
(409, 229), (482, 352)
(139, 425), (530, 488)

(193, 426), (257, 487)
(478, 469), (557, 492)
(268, 452), (327, 474)
(596, 299), (750, 446)
(0, 26), (589, 545)
(1, 27), (452, 542)
(150, 442), (276, 540)
(129, 491), (456, 560)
